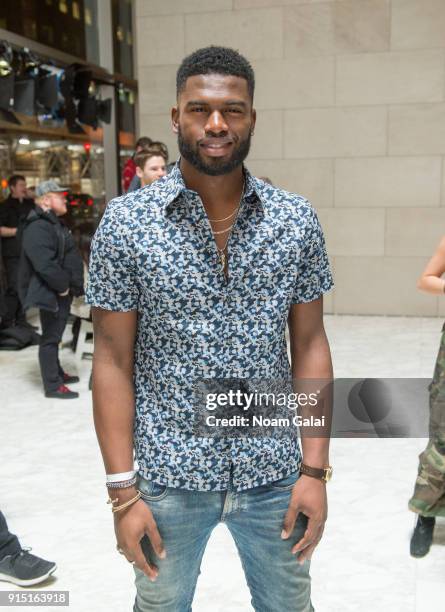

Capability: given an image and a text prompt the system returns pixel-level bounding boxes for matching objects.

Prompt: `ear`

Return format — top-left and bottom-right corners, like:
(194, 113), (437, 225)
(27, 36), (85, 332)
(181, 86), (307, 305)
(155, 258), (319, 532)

(171, 106), (179, 134)
(135, 167), (143, 179)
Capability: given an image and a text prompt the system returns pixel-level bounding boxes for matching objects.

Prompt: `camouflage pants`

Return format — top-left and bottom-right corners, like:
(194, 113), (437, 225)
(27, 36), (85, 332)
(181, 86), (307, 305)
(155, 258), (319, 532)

(409, 323), (445, 517)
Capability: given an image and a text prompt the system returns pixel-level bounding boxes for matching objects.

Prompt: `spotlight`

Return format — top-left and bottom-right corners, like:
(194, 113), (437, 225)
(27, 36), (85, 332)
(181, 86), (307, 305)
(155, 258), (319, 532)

(0, 40), (14, 112)
(0, 40), (13, 77)
(77, 95), (111, 129)
(36, 70), (59, 111)
(13, 78), (35, 115)
(12, 48), (41, 116)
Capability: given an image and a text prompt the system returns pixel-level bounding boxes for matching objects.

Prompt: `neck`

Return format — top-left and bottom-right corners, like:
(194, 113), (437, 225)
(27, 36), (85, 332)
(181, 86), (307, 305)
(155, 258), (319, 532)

(179, 157), (244, 208)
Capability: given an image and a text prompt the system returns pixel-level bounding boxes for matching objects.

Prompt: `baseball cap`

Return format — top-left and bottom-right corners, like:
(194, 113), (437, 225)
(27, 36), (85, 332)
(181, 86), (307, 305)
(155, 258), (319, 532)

(36, 180), (69, 197)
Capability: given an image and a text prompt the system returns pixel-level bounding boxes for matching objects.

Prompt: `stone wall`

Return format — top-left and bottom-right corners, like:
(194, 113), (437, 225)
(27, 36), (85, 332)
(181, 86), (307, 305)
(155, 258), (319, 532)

(135, 0), (445, 316)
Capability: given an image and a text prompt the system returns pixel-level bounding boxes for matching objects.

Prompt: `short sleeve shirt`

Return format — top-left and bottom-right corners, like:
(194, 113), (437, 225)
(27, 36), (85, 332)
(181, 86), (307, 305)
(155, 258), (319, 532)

(86, 162), (334, 491)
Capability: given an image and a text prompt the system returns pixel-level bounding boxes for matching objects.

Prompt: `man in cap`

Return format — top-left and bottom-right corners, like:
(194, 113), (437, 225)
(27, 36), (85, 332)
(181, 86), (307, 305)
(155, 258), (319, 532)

(18, 180), (84, 399)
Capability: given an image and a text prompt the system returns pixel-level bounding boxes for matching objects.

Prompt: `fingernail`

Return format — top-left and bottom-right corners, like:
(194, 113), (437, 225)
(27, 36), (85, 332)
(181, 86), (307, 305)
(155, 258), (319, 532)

(281, 530), (288, 539)
(159, 549), (167, 559)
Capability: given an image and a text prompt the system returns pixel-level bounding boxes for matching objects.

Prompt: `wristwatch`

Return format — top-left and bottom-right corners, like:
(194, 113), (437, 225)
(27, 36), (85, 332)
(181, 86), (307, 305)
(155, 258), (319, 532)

(299, 463), (333, 483)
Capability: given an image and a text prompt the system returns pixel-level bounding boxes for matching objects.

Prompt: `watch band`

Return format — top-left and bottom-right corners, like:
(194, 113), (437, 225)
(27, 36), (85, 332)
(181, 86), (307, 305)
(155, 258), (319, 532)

(300, 463), (333, 482)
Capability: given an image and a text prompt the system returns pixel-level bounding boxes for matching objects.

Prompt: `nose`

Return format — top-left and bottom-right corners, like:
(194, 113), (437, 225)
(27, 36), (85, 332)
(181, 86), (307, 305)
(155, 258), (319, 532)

(205, 110), (228, 134)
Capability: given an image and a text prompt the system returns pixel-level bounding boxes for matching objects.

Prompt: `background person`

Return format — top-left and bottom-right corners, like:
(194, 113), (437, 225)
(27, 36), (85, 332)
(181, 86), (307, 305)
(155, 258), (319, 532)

(409, 236), (445, 556)
(0, 175), (35, 329)
(134, 143), (168, 188)
(18, 181), (84, 400)
(122, 136), (153, 193)
(0, 510), (56, 587)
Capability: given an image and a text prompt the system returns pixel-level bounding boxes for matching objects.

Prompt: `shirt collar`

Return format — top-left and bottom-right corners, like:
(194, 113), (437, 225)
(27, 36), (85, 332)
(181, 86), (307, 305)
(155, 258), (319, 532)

(163, 159), (268, 216)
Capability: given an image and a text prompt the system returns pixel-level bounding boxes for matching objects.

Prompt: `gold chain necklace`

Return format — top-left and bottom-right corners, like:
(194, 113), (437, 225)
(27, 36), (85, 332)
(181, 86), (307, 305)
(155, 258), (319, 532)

(213, 182), (245, 273)
(208, 208), (238, 223)
(212, 225), (234, 235)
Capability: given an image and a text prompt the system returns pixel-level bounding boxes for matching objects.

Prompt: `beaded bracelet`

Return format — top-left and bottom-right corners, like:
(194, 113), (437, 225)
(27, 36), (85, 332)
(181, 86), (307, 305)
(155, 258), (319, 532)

(106, 475), (137, 489)
(107, 491), (141, 514)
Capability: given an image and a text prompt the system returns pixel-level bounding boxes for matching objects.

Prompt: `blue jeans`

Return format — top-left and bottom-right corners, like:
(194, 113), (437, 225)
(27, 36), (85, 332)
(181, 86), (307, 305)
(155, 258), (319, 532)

(133, 471), (314, 612)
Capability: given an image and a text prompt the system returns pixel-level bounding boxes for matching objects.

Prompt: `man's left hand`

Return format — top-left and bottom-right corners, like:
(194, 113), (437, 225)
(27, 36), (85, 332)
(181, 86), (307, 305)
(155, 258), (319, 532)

(281, 474), (328, 565)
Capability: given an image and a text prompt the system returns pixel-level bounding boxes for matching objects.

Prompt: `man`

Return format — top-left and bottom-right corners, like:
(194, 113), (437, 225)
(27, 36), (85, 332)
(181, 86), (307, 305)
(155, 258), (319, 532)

(0, 175), (35, 328)
(0, 511), (56, 587)
(18, 181), (84, 399)
(408, 236), (445, 556)
(87, 46), (334, 611)
(134, 143), (168, 189)
(122, 136), (153, 193)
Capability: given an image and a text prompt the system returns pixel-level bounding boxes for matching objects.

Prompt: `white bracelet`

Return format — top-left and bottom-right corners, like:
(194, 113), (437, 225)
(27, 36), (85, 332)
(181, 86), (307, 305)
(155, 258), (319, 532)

(106, 470), (137, 483)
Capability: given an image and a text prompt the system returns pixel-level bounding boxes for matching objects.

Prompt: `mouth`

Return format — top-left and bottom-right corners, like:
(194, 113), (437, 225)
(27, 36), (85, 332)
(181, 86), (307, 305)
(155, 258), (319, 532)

(199, 140), (233, 157)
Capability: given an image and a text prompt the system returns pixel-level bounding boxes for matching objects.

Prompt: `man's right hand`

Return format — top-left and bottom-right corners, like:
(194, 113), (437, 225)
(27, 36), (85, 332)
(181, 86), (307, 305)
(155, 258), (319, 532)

(112, 487), (166, 582)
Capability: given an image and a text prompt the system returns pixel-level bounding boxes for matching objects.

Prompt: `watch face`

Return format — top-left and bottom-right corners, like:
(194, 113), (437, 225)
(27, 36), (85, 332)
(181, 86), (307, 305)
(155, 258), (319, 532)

(324, 466), (333, 482)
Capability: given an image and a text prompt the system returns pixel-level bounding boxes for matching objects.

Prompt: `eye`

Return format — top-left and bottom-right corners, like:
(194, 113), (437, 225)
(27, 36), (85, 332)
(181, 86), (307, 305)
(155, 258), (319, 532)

(191, 106), (205, 112)
(226, 108), (242, 114)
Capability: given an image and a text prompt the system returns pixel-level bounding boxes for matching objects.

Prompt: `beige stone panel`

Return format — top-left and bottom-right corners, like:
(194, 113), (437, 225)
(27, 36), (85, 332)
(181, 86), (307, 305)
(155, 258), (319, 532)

(284, 0), (389, 58)
(442, 158), (445, 206)
(284, 107), (387, 158)
(246, 159), (334, 207)
(139, 114), (179, 160)
(138, 65), (178, 114)
(386, 209), (444, 257)
(253, 58), (335, 110)
(335, 157), (442, 208)
(334, 0), (390, 53)
(391, 0), (445, 50)
(436, 294), (445, 317)
(248, 111), (283, 160)
(235, 0), (333, 7)
(185, 9), (283, 60)
(284, 3), (334, 56)
(137, 16), (184, 66)
(333, 257), (436, 316)
(136, 0), (232, 17)
(389, 104), (445, 156)
(322, 289), (334, 314)
(336, 50), (445, 106)
(317, 208), (385, 257)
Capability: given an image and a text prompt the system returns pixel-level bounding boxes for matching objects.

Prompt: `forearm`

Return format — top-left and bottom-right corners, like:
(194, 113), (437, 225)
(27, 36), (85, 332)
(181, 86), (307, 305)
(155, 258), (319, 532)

(0, 227), (16, 237)
(417, 275), (445, 295)
(92, 357), (135, 474)
(291, 330), (332, 468)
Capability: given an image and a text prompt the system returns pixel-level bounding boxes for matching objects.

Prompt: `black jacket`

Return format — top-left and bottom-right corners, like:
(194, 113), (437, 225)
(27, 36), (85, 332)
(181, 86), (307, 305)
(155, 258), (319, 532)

(18, 207), (84, 312)
(0, 196), (35, 258)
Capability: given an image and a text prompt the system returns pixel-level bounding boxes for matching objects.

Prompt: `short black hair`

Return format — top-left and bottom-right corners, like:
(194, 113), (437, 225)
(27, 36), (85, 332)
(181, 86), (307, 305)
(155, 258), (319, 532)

(8, 174), (26, 188)
(176, 46), (255, 101)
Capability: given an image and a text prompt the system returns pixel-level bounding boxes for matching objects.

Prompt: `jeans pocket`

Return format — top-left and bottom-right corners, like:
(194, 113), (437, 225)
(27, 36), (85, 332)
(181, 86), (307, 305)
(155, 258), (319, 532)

(268, 471), (299, 491)
(138, 477), (169, 502)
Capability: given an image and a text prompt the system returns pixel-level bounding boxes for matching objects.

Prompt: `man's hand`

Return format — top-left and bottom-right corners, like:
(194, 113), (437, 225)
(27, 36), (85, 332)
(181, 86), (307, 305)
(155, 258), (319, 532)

(113, 487), (166, 582)
(281, 475), (327, 565)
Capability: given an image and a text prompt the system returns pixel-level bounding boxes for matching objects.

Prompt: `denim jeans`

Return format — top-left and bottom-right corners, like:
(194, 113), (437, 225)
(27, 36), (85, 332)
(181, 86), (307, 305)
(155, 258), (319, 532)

(133, 471), (314, 612)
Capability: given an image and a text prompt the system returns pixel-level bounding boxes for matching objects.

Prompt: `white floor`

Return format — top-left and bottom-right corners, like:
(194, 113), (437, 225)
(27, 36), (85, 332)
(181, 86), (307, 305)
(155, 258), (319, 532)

(1, 315), (444, 612)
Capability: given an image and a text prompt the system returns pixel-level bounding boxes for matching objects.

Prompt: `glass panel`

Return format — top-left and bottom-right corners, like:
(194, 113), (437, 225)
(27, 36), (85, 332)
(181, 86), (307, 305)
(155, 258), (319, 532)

(111, 0), (133, 78)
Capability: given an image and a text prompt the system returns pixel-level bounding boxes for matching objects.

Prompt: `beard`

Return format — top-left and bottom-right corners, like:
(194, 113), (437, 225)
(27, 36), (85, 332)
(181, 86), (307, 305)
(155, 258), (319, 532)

(177, 127), (252, 176)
